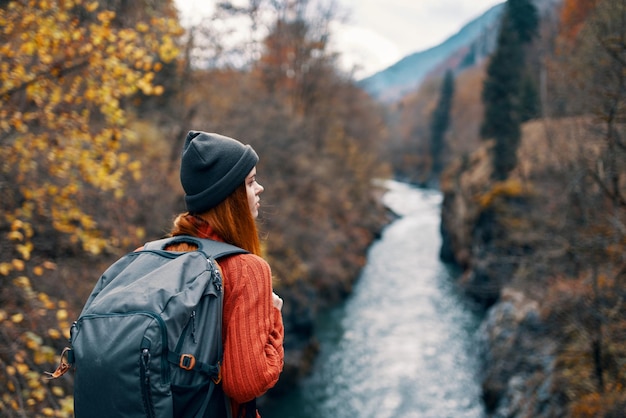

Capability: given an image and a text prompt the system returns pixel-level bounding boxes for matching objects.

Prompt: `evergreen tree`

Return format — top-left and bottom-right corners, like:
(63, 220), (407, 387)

(519, 74), (541, 122)
(429, 70), (455, 178)
(481, 0), (539, 180)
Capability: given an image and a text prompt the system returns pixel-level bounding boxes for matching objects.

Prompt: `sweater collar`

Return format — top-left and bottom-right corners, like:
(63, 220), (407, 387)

(195, 218), (225, 243)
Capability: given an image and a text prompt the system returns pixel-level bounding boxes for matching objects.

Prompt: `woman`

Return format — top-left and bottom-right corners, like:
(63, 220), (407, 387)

(167, 131), (284, 417)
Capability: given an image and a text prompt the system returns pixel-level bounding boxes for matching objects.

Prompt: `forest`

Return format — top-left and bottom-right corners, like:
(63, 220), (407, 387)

(0, 0), (624, 417)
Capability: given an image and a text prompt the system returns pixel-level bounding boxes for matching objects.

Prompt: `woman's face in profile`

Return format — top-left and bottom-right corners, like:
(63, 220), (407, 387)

(245, 167), (264, 219)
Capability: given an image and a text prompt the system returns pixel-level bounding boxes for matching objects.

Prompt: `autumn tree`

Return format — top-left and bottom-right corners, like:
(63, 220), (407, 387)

(429, 70), (455, 181)
(0, 1), (181, 415)
(559, 0), (602, 41)
(481, 0), (539, 180)
(547, 0), (626, 413)
(253, 0), (342, 119)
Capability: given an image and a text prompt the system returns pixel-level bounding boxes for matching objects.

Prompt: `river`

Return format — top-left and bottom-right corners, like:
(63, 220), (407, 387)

(263, 180), (486, 418)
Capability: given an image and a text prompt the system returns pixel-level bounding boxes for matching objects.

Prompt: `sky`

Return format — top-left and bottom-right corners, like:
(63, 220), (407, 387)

(174, 0), (504, 79)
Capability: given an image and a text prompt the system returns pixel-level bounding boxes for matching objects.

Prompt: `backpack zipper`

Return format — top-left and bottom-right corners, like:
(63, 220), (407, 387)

(208, 259), (223, 292)
(174, 310), (197, 355)
(140, 345), (156, 418)
(190, 310), (197, 343)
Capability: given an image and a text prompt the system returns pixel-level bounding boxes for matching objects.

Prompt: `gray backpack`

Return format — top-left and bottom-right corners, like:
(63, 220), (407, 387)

(66, 236), (247, 418)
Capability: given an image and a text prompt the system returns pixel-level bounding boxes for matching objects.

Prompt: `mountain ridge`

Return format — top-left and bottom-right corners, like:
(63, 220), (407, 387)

(358, 3), (505, 103)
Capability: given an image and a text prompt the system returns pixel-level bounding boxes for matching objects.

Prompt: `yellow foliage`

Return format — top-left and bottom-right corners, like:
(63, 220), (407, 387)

(86, 2), (99, 13)
(16, 242), (33, 260)
(11, 313), (24, 324)
(41, 407), (55, 416)
(58, 396), (74, 415)
(478, 178), (531, 208)
(0, 263), (11, 276)
(0, 1), (183, 416)
(1, 0), (181, 255)
(34, 346), (56, 365)
(13, 276), (31, 289)
(11, 259), (25, 271)
(7, 230), (23, 241)
(136, 22), (149, 32)
(55, 309), (68, 321)
(23, 331), (43, 350)
(47, 329), (62, 339)
(42, 261), (57, 270)
(51, 386), (64, 397)
(15, 363), (28, 375)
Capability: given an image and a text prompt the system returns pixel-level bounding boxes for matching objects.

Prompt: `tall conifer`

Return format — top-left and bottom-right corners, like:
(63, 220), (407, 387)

(429, 70), (455, 179)
(481, 0), (538, 180)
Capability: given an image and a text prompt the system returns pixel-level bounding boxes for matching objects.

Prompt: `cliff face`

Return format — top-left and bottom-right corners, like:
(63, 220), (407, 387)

(477, 289), (564, 416)
(439, 118), (626, 417)
(440, 137), (563, 416)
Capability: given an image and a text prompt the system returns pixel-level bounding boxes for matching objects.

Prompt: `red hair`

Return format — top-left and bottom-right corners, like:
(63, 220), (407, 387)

(170, 183), (261, 256)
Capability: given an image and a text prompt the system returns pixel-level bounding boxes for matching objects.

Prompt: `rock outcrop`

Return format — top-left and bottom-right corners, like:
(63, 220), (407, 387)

(439, 121), (571, 416)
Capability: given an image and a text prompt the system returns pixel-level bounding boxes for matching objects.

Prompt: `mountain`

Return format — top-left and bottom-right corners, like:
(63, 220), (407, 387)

(358, 3), (505, 103)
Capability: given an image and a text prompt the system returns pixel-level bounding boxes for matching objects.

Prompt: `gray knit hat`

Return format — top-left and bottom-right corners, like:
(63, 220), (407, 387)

(180, 131), (259, 213)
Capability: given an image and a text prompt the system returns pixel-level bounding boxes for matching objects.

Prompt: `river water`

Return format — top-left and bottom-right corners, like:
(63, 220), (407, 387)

(263, 180), (486, 418)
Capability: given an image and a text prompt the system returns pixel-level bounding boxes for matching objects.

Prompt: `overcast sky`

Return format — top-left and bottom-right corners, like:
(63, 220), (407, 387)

(174, 0), (504, 79)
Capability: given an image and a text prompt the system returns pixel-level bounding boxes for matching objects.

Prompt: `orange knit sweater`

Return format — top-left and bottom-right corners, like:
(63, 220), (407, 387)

(192, 228), (284, 418)
(219, 252), (284, 417)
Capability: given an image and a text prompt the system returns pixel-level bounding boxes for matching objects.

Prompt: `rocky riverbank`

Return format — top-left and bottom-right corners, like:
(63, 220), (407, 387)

(438, 118), (626, 417)
(439, 138), (566, 416)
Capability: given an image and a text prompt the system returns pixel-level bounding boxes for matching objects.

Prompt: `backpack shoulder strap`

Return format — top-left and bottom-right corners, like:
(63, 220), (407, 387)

(143, 235), (248, 259)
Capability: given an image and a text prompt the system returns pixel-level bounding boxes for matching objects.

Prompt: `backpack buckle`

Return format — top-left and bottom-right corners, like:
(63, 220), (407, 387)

(44, 347), (73, 379)
(179, 354), (196, 371)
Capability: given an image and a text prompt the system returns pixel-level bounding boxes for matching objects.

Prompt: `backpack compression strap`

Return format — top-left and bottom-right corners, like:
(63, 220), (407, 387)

(166, 351), (222, 383)
(45, 333), (224, 382)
